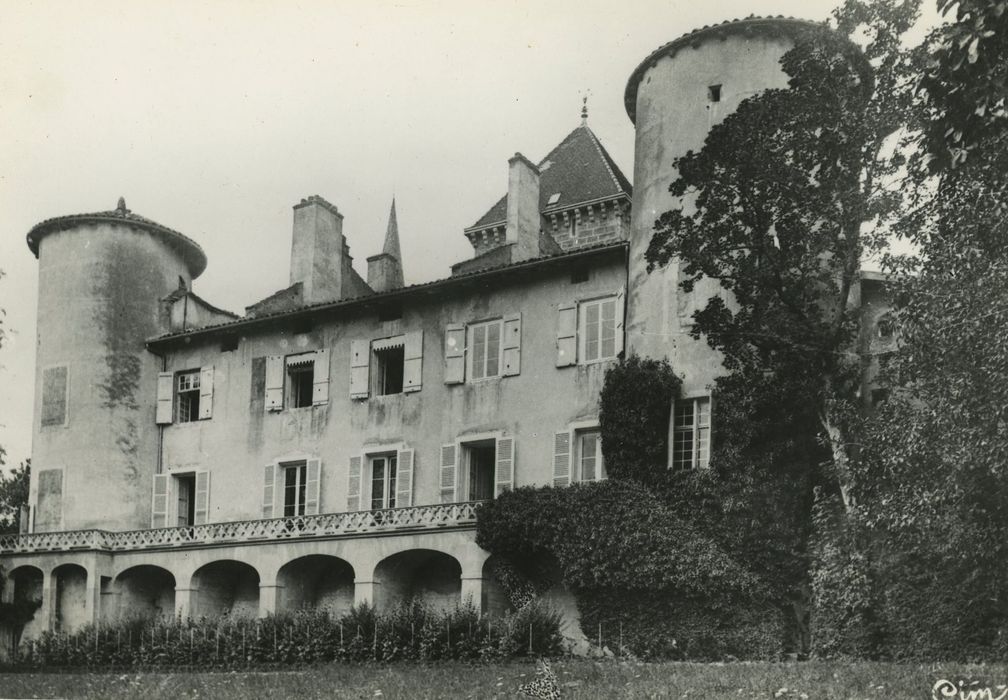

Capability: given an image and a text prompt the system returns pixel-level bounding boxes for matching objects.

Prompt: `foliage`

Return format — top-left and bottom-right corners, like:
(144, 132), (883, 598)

(9, 601), (564, 670)
(0, 458), (30, 535)
(598, 355), (680, 484)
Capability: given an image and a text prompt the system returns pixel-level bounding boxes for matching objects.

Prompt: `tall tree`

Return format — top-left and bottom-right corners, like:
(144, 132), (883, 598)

(646, 0), (922, 510)
(0, 458), (29, 536)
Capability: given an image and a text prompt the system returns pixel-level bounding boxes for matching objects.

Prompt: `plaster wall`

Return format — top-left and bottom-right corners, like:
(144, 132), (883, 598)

(627, 33), (795, 393)
(158, 257), (625, 526)
(31, 224), (192, 531)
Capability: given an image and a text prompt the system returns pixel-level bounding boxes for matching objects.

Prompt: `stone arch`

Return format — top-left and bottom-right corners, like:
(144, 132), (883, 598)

(190, 560), (260, 619)
(52, 563), (88, 633)
(113, 565), (176, 621)
(7, 565), (45, 642)
(277, 554), (354, 615)
(373, 549), (462, 612)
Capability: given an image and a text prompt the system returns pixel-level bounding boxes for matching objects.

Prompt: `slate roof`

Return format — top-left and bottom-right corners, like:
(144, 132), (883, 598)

(466, 124), (632, 231)
(624, 15), (825, 123)
(26, 198), (207, 278)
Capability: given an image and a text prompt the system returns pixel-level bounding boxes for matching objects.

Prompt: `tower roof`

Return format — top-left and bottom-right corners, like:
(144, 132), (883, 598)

(26, 197), (207, 278)
(383, 198), (401, 259)
(623, 15), (824, 123)
(465, 124), (632, 232)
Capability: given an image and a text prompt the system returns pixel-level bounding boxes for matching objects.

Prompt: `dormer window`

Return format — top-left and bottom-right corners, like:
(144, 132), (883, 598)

(547, 192), (561, 206)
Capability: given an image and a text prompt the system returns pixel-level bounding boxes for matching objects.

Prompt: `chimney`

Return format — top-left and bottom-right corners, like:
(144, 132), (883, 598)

(367, 198), (405, 293)
(289, 195), (345, 304)
(505, 153), (541, 262)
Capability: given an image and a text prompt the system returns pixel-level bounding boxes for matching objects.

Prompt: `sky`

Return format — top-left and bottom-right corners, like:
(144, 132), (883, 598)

(0, 0), (940, 468)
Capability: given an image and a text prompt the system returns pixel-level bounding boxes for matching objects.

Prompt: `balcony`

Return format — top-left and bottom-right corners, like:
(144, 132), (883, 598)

(0, 502), (482, 555)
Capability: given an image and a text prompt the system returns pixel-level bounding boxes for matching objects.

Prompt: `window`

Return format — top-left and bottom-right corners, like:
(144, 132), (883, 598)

(372, 338), (405, 395)
(469, 319), (503, 381)
(462, 441), (496, 501)
(877, 316), (894, 339)
(575, 429), (605, 482)
(672, 397), (711, 470)
(547, 192), (561, 206)
(286, 355), (315, 408)
(579, 297), (618, 363)
(176, 371), (201, 423)
(369, 454), (398, 510)
(282, 461), (308, 517)
(708, 84), (722, 102)
(175, 474), (196, 527)
(41, 365), (69, 427)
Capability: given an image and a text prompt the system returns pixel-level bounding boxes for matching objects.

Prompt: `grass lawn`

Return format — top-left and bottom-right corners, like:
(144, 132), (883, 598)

(0, 660), (1004, 699)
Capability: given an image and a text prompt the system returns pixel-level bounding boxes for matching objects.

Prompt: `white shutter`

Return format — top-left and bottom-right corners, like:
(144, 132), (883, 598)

(615, 287), (626, 356)
(198, 366), (214, 419)
(350, 340), (370, 399)
(502, 313), (522, 376)
(305, 458), (321, 515)
(444, 324), (466, 384)
(396, 448), (415, 507)
(262, 464), (276, 518)
(495, 437), (515, 497)
(151, 474), (169, 528)
(312, 349), (330, 406)
(556, 304), (577, 367)
(440, 444), (457, 503)
(156, 372), (174, 424)
(553, 430), (572, 487)
(194, 471), (210, 525)
(347, 455), (363, 511)
(265, 356), (284, 411)
(403, 331), (423, 393)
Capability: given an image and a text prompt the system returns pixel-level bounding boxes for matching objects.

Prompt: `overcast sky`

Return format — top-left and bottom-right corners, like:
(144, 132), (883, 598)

(0, 1), (939, 468)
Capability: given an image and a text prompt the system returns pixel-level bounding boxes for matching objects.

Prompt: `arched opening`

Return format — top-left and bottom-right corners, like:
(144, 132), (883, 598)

(113, 566), (176, 621)
(52, 563), (88, 633)
(480, 556), (513, 617)
(277, 555), (354, 615)
(374, 549), (461, 612)
(191, 560), (259, 619)
(7, 566), (44, 644)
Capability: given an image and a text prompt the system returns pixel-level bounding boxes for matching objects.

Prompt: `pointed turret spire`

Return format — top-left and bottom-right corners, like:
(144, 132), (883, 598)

(367, 197), (405, 292)
(383, 198), (401, 260)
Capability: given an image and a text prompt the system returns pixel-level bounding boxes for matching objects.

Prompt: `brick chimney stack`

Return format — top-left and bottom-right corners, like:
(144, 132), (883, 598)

(289, 195), (346, 304)
(505, 153), (541, 263)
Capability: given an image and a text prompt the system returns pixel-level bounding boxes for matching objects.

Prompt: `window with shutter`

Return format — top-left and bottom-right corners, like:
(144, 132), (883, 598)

(502, 313), (522, 376)
(312, 350), (330, 406)
(468, 319), (504, 381)
(495, 437), (515, 496)
(440, 444), (457, 503)
(575, 429), (605, 482)
(403, 331), (423, 392)
(347, 455), (363, 511)
(350, 340), (370, 399)
(369, 454), (398, 509)
(578, 296), (619, 363)
(305, 458), (321, 515)
(198, 366), (214, 420)
(672, 396), (712, 470)
(553, 431), (571, 487)
(396, 448), (415, 507)
(265, 356), (284, 411)
(556, 304), (577, 367)
(151, 474), (169, 528)
(193, 471), (210, 524)
(156, 372), (174, 424)
(262, 464), (276, 519)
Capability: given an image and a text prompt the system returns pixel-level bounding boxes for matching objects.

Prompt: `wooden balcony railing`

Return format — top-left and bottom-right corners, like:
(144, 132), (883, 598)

(0, 502), (482, 555)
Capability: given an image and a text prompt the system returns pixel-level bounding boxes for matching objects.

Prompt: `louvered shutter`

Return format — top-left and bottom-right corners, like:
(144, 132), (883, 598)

(556, 304), (577, 367)
(262, 464), (276, 518)
(305, 458), (321, 515)
(403, 331), (423, 393)
(151, 474), (169, 528)
(502, 313), (522, 376)
(444, 324), (466, 384)
(198, 366), (214, 419)
(553, 430), (572, 487)
(440, 444), (457, 503)
(265, 356), (284, 411)
(312, 349), (330, 405)
(350, 340), (370, 399)
(347, 455), (362, 511)
(396, 448), (414, 507)
(495, 437), (515, 497)
(615, 287), (626, 356)
(194, 471), (210, 525)
(156, 372), (174, 424)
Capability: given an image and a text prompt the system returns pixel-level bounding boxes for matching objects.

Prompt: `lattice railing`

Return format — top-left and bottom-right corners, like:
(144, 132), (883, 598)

(0, 502), (482, 554)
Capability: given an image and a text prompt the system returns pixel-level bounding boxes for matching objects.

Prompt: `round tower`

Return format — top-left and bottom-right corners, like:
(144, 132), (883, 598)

(26, 199), (206, 532)
(624, 16), (819, 393)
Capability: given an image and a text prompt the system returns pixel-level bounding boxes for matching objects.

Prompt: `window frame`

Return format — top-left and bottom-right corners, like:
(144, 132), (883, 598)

(671, 395), (712, 471)
(284, 352), (316, 409)
(577, 295), (619, 365)
(280, 460), (309, 517)
(574, 427), (605, 482)
(175, 369), (202, 423)
(368, 453), (398, 510)
(466, 318), (505, 382)
(371, 336), (406, 396)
